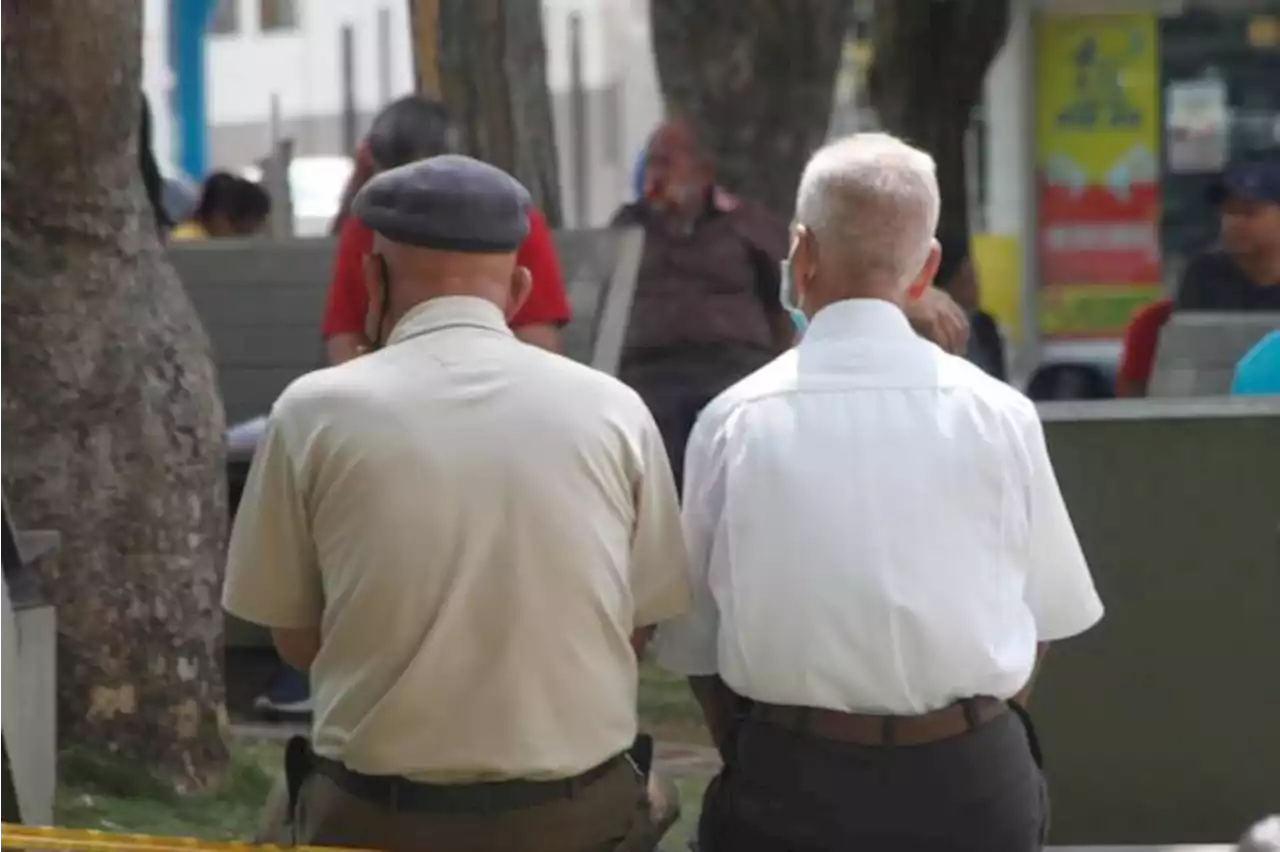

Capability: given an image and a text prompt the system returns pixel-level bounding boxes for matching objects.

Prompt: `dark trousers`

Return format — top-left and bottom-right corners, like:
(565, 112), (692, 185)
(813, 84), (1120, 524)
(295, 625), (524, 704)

(255, 740), (675, 852)
(699, 711), (1049, 852)
(292, 763), (641, 852)
(623, 366), (739, 491)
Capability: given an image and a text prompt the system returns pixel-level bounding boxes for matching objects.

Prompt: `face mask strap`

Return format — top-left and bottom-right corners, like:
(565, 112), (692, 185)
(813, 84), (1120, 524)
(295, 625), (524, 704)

(370, 254), (392, 350)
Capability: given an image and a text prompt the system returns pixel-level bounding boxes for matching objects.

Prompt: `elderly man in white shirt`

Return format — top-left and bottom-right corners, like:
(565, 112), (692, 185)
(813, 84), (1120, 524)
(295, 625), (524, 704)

(654, 133), (1104, 852)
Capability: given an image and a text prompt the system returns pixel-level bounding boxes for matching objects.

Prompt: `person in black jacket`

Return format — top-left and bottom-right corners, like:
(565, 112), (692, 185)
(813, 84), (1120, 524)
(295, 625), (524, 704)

(936, 232), (1007, 381)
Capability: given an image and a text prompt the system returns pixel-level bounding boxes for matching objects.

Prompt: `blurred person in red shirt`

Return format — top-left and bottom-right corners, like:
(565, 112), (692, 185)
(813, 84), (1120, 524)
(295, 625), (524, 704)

(320, 96), (570, 365)
(1116, 298), (1174, 397)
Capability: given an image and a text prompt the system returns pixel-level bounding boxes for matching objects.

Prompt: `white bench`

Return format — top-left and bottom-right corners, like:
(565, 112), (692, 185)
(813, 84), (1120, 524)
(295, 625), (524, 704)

(2, 527), (60, 826)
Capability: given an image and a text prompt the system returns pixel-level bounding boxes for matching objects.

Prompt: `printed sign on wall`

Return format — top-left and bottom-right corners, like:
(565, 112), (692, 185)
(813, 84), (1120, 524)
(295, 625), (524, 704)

(1036, 13), (1163, 340)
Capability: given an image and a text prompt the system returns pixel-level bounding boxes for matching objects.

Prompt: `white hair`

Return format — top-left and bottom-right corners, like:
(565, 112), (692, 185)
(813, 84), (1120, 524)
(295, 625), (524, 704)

(793, 133), (941, 291)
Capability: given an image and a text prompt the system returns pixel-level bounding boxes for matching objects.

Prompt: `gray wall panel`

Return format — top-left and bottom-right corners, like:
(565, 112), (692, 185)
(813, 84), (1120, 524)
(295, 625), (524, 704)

(171, 229), (642, 426)
(1035, 402), (1280, 844)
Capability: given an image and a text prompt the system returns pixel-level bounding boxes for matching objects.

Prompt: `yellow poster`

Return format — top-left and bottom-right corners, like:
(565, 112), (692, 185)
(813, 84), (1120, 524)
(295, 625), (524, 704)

(972, 234), (1022, 343)
(1035, 13), (1163, 339)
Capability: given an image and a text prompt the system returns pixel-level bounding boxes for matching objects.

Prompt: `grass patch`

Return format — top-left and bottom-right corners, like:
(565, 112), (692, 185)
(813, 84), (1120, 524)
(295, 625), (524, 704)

(56, 742), (281, 841)
(638, 660), (711, 746)
(50, 664), (709, 846)
(666, 776), (709, 851)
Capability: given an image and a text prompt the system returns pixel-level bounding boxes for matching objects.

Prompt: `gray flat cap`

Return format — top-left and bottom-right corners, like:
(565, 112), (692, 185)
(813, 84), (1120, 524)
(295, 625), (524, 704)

(352, 154), (531, 253)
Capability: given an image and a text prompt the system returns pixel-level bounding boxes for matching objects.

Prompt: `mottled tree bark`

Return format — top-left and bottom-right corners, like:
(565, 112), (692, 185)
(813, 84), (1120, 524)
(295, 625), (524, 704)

(650, 0), (852, 218)
(1, 0), (230, 790)
(410, 0), (564, 227)
(868, 0), (1011, 241)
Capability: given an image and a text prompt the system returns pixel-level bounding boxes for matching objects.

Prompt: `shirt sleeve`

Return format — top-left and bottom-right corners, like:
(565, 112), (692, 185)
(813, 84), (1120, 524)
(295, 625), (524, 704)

(510, 208), (572, 329)
(1116, 301), (1168, 387)
(320, 219), (373, 339)
(222, 410), (323, 629)
(629, 409), (692, 629)
(652, 411), (725, 676)
(1020, 411), (1104, 642)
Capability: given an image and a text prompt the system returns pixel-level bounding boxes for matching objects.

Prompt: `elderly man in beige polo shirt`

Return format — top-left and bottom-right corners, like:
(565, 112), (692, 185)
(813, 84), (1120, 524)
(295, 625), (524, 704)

(224, 155), (690, 852)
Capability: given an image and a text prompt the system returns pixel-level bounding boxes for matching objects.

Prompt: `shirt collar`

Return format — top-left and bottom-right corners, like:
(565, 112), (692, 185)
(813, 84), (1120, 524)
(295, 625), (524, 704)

(800, 298), (916, 345)
(386, 296), (512, 347)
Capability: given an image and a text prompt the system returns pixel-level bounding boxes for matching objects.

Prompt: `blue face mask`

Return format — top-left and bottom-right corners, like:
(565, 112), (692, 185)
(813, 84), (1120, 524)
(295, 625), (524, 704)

(779, 257), (808, 335)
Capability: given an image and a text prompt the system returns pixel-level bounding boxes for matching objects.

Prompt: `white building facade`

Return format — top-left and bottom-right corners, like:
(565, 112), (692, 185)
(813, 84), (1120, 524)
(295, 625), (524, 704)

(143, 0), (664, 228)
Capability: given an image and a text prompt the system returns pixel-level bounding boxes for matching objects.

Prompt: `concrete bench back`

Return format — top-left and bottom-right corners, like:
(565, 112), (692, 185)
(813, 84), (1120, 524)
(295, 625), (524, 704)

(169, 228), (643, 424)
(1148, 312), (1280, 398)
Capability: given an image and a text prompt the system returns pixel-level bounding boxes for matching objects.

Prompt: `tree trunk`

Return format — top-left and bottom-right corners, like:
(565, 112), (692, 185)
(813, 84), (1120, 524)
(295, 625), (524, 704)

(650, 0), (852, 218)
(868, 0), (1011, 242)
(410, 0), (564, 227)
(1, 0), (230, 790)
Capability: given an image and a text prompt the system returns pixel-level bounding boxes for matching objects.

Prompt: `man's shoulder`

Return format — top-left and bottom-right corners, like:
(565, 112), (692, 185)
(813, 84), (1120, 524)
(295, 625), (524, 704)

(274, 363), (371, 418)
(1176, 249), (1246, 309)
(723, 196), (788, 259)
(1186, 248), (1237, 272)
(696, 352), (797, 432)
(522, 347), (654, 418)
(935, 350), (1039, 424)
(609, 202), (646, 228)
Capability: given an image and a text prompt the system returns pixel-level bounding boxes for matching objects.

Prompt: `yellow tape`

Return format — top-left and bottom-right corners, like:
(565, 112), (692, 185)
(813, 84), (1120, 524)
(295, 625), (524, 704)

(0, 824), (371, 852)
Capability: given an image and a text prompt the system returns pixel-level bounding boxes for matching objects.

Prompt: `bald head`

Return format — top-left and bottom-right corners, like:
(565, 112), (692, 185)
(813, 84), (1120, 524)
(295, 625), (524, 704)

(789, 133), (941, 312)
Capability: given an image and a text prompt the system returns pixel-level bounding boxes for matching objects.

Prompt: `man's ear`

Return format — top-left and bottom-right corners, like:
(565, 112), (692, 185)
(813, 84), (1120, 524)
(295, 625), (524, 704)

(907, 239), (942, 301)
(505, 265), (533, 322)
(363, 253), (385, 344)
(793, 226), (817, 302)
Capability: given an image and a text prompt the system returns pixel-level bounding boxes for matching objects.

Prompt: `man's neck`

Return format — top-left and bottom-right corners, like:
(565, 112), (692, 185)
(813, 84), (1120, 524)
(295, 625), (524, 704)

(1236, 248), (1280, 287)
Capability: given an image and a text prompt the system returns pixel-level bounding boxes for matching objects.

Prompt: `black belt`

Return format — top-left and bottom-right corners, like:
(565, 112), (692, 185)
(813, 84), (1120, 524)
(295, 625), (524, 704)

(312, 752), (629, 814)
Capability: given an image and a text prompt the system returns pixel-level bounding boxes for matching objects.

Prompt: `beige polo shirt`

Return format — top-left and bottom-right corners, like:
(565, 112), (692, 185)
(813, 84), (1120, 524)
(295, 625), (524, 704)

(223, 296), (690, 782)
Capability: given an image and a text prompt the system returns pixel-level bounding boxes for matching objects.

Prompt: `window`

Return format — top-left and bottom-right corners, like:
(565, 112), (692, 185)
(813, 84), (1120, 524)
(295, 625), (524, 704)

(260, 0), (300, 32)
(207, 0), (239, 35)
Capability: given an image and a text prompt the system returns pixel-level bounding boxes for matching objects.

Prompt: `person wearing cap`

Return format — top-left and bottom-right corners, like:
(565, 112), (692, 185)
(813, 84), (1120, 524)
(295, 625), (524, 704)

(320, 95), (570, 365)
(1175, 159), (1280, 312)
(223, 154), (690, 850)
(256, 95), (573, 719)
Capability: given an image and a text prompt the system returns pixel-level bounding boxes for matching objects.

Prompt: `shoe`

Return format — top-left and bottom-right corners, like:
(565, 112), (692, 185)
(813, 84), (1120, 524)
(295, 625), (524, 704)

(253, 666), (313, 719)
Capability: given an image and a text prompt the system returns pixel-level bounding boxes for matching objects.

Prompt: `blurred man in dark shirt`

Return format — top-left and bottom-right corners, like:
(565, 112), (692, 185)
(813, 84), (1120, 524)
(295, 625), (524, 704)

(1176, 160), (1280, 312)
(614, 120), (970, 486)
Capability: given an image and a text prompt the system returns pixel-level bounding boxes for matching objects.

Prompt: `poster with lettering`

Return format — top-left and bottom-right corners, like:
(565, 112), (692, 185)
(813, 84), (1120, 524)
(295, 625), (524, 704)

(1036, 13), (1163, 340)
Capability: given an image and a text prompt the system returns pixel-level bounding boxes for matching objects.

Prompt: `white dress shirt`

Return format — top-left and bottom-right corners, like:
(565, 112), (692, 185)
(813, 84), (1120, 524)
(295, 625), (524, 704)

(654, 298), (1103, 714)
